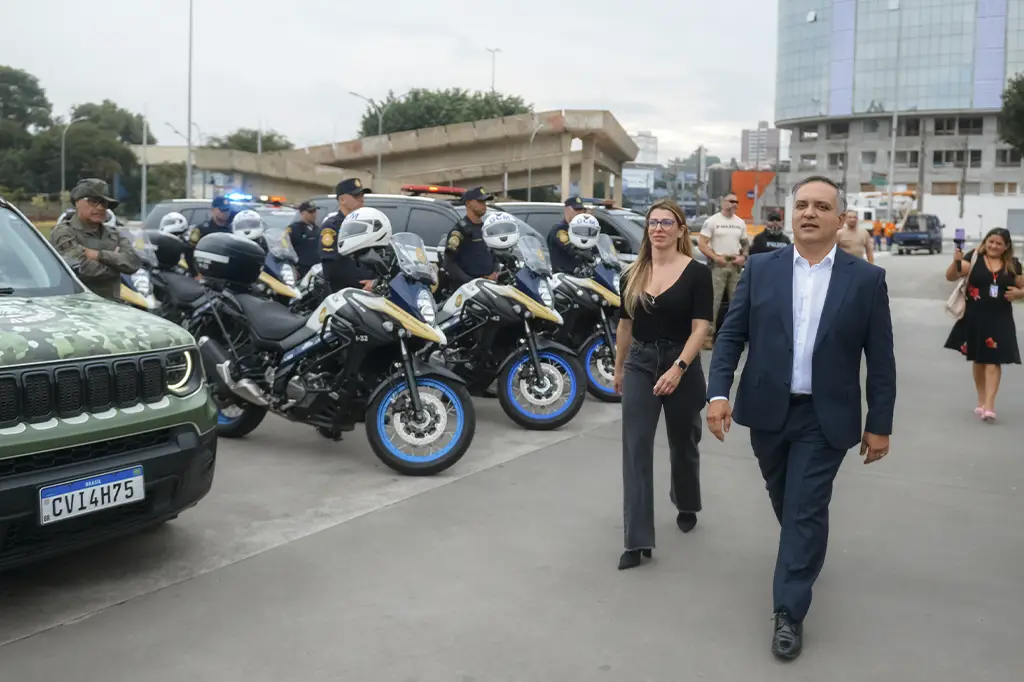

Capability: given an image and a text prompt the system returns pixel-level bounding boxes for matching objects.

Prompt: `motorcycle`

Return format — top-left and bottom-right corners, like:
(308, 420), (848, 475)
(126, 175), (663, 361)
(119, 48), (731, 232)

(291, 262), (329, 318)
(424, 223), (586, 430)
(191, 230), (476, 477)
(117, 226), (161, 312)
(549, 234), (623, 402)
(254, 223), (303, 305)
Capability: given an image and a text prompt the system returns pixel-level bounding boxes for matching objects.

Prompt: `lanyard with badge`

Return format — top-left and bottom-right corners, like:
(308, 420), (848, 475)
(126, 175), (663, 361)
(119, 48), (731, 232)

(990, 269), (1000, 299)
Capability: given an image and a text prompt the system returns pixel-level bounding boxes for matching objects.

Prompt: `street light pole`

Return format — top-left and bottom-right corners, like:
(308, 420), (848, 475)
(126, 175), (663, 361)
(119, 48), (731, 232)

(486, 47), (501, 92)
(186, 0), (194, 198)
(527, 118), (545, 201)
(141, 110), (149, 218)
(350, 91), (405, 184)
(60, 115), (87, 200)
(886, 0), (903, 222)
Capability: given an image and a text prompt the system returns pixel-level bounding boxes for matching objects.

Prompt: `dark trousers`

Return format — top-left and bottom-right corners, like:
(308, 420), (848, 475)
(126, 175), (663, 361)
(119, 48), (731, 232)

(749, 397), (848, 623)
(621, 339), (705, 551)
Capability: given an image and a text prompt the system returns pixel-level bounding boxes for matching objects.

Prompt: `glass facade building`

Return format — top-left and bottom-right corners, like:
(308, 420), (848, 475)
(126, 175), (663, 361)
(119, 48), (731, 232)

(776, 0), (1017, 123)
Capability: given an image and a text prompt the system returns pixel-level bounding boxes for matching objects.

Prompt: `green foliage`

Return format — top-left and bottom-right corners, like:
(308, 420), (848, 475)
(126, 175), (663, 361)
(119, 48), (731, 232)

(72, 100), (157, 145)
(0, 66), (52, 130)
(999, 73), (1024, 155)
(206, 128), (293, 153)
(358, 88), (531, 137)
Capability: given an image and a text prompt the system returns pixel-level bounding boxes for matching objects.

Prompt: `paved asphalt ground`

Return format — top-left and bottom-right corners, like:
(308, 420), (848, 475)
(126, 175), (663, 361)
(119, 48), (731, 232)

(2, 251), (1022, 681)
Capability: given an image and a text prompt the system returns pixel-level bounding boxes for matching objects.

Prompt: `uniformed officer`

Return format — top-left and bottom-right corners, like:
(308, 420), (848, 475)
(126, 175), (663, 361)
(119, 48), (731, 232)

(748, 211), (791, 255)
(442, 186), (498, 290)
(287, 201), (320, 278)
(49, 178), (141, 301)
(547, 196), (589, 273)
(184, 195), (235, 275)
(320, 178), (375, 292)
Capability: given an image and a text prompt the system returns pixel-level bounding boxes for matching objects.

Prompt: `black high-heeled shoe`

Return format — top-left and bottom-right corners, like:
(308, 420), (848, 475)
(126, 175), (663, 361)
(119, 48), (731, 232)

(617, 548), (652, 570)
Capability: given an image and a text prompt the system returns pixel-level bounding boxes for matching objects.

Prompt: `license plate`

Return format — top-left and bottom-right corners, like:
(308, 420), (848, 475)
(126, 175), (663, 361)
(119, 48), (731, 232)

(39, 466), (145, 525)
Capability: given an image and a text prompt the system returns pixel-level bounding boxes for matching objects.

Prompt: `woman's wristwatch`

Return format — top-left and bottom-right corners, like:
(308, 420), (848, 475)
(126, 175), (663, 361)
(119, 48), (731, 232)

(675, 359), (688, 373)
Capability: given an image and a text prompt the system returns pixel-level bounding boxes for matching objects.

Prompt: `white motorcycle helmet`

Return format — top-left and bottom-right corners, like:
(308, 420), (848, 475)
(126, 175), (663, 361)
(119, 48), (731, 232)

(231, 209), (265, 241)
(568, 213), (601, 250)
(336, 207), (392, 256)
(159, 211), (189, 236)
(103, 209), (118, 229)
(482, 212), (520, 250)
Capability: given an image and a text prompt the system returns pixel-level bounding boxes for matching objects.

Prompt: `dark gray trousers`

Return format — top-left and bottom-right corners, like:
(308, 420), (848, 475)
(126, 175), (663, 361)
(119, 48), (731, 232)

(621, 339), (706, 551)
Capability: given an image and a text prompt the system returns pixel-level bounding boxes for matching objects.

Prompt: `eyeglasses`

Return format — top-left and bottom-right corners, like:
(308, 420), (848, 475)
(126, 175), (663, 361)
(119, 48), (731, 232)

(647, 218), (678, 230)
(726, 199), (739, 204)
(85, 197), (109, 208)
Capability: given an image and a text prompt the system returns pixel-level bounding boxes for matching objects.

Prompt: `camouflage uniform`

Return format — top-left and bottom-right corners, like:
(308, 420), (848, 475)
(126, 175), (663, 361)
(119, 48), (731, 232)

(49, 214), (141, 302)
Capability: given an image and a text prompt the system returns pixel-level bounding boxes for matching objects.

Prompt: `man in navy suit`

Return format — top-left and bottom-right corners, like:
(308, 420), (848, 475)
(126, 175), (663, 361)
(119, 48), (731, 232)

(706, 176), (896, 661)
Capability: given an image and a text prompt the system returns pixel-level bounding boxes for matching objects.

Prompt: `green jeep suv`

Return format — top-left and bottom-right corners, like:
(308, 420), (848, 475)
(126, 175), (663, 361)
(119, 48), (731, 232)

(0, 197), (218, 570)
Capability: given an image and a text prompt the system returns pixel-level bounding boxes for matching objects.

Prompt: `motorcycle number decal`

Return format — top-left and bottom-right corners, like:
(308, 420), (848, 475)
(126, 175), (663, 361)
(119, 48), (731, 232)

(354, 334), (369, 342)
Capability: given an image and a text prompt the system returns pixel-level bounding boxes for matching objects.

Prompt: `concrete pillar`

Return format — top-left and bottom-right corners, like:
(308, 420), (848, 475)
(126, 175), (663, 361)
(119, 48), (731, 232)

(597, 170), (610, 198)
(613, 173), (623, 206)
(580, 136), (596, 198)
(560, 133), (572, 200)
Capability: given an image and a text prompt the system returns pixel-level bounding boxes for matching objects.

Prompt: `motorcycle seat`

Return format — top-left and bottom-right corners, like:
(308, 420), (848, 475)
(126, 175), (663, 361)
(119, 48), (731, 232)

(160, 271), (206, 304)
(234, 292), (311, 342)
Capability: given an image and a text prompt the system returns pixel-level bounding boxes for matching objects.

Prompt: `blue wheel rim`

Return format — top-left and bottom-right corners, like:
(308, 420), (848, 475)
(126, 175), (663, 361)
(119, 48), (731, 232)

(584, 337), (617, 395)
(376, 378), (464, 463)
(505, 351), (577, 420)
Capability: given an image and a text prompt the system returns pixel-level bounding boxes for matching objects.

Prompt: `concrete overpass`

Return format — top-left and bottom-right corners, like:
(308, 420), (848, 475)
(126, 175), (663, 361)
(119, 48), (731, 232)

(132, 109), (639, 202)
(280, 109), (639, 202)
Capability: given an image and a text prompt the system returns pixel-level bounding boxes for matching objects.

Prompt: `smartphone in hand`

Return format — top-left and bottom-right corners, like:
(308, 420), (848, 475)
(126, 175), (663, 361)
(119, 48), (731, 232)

(954, 228), (965, 250)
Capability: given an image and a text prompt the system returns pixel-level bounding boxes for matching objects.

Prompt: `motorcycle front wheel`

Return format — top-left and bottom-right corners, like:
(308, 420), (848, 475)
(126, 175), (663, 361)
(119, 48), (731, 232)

(498, 349), (586, 430)
(581, 334), (620, 403)
(367, 376), (476, 476)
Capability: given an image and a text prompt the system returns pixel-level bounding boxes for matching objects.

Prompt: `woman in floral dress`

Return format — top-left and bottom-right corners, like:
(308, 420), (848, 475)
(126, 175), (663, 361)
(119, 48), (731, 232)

(944, 228), (1024, 421)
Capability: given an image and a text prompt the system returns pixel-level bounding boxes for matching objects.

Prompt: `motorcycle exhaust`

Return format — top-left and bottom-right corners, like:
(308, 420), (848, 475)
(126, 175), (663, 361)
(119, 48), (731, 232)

(197, 336), (270, 407)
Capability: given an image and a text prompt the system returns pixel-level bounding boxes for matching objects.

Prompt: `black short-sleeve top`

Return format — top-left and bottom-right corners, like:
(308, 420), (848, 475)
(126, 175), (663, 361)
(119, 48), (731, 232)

(619, 260), (714, 342)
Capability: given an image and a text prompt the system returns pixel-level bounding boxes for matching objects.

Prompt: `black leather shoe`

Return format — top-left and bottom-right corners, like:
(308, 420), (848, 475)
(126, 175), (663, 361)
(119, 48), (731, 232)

(771, 610), (803, 661)
(617, 549), (652, 570)
(676, 512), (697, 533)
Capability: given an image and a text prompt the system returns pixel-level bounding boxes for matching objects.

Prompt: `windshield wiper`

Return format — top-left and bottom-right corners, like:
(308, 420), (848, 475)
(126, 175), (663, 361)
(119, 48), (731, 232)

(0, 288), (16, 295)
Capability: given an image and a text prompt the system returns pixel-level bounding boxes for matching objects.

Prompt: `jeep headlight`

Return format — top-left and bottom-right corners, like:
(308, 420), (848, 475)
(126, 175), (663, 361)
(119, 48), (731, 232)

(280, 264), (296, 287)
(166, 348), (202, 397)
(416, 288), (437, 324)
(539, 279), (553, 308)
(131, 271), (152, 297)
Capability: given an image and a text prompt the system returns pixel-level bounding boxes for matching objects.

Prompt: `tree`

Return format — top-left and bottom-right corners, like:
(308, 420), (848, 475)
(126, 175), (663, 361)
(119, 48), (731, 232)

(72, 100), (156, 145)
(999, 73), (1024, 155)
(206, 128), (293, 153)
(0, 65), (52, 130)
(358, 88), (531, 137)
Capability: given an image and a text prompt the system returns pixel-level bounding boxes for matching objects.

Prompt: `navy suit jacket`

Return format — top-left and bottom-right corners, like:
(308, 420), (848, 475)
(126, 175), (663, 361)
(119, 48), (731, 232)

(706, 245), (896, 451)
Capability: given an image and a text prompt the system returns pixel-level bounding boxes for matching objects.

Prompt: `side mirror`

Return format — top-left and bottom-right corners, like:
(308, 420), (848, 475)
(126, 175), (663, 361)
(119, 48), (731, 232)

(610, 235), (631, 253)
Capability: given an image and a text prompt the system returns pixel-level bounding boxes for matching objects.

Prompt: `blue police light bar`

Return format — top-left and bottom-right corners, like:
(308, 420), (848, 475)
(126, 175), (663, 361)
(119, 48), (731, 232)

(224, 192), (252, 202)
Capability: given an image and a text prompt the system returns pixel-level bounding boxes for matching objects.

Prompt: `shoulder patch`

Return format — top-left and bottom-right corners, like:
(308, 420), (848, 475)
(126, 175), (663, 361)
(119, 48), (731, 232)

(320, 228), (336, 247)
(447, 231), (462, 250)
(557, 229), (569, 244)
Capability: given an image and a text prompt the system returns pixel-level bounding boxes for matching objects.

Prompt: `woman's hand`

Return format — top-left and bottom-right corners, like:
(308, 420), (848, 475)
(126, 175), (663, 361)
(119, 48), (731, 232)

(614, 365), (625, 395)
(953, 247), (964, 262)
(1006, 286), (1024, 302)
(653, 365), (683, 396)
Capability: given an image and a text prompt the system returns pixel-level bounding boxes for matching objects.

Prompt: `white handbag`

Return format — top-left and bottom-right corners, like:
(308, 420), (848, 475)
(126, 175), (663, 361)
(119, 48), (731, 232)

(945, 249), (979, 320)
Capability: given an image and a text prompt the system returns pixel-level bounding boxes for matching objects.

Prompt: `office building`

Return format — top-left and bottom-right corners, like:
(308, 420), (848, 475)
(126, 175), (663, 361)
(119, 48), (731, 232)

(741, 121), (782, 166)
(775, 0), (1024, 209)
(630, 131), (659, 164)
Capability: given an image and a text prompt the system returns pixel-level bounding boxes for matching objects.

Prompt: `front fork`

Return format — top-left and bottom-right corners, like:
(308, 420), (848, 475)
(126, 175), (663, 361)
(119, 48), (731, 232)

(398, 338), (424, 416)
(522, 317), (545, 378)
(599, 308), (617, 362)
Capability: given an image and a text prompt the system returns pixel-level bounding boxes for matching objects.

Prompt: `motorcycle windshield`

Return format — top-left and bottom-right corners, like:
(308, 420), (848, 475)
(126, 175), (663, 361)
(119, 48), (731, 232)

(596, 234), (620, 267)
(515, 234), (552, 277)
(119, 227), (158, 268)
(264, 225), (299, 262)
(391, 232), (436, 284)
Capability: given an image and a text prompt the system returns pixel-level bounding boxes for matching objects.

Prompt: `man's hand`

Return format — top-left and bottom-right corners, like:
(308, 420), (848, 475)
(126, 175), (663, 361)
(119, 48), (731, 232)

(360, 279), (374, 292)
(613, 365), (624, 395)
(84, 248), (100, 261)
(714, 255), (728, 267)
(706, 400), (732, 442)
(734, 255), (746, 267)
(860, 432), (889, 464)
(653, 365), (682, 396)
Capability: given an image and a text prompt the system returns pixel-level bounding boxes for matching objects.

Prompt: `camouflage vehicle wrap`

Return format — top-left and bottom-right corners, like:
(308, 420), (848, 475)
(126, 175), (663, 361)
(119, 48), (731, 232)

(0, 294), (196, 365)
(0, 196), (218, 570)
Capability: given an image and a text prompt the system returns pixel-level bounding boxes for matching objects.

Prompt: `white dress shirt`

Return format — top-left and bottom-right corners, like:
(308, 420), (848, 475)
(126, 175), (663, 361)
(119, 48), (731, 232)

(710, 244), (837, 402)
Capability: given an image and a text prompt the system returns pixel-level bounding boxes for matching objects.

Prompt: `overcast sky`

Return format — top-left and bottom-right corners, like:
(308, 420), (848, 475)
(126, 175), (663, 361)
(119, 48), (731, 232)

(5, 0), (780, 162)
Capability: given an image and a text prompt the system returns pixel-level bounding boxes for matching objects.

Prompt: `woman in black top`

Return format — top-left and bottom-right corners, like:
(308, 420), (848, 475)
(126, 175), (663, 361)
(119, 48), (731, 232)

(612, 199), (714, 570)
(943, 227), (1024, 421)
